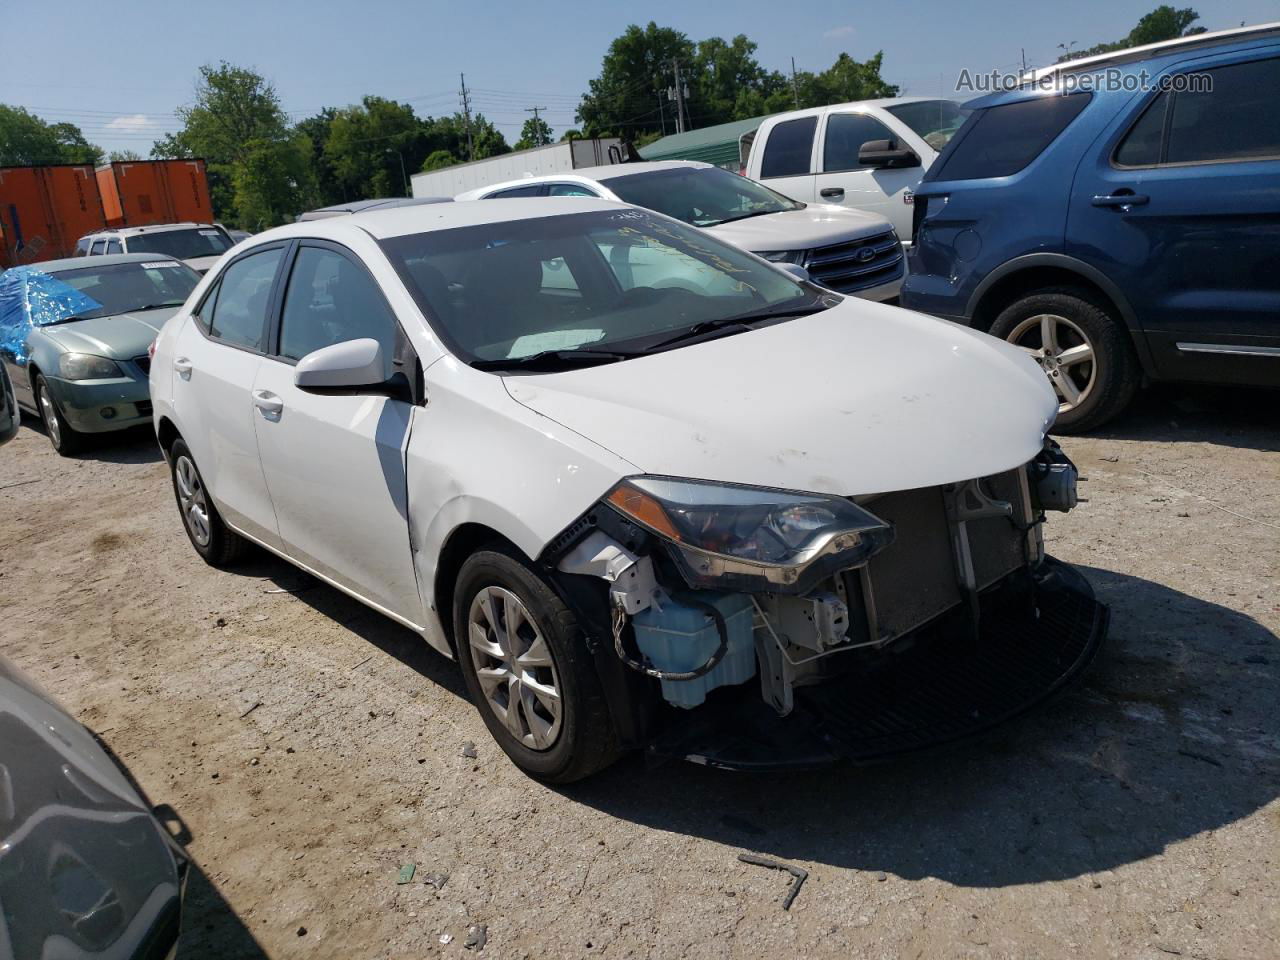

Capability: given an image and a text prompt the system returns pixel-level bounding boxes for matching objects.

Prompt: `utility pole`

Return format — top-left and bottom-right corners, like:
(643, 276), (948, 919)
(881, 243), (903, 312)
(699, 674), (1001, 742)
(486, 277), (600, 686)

(524, 105), (549, 146)
(656, 91), (667, 136)
(1021, 48), (1029, 74)
(790, 56), (801, 109)
(669, 59), (689, 134)
(459, 72), (475, 161)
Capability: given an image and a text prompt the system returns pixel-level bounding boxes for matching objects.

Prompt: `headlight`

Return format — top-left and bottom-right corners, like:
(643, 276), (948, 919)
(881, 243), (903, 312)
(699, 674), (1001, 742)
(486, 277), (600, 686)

(605, 476), (893, 593)
(59, 354), (123, 380)
(757, 250), (805, 264)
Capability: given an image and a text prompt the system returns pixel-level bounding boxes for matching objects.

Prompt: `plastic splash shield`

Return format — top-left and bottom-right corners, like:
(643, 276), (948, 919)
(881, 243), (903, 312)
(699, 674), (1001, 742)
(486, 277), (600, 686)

(0, 267), (101, 365)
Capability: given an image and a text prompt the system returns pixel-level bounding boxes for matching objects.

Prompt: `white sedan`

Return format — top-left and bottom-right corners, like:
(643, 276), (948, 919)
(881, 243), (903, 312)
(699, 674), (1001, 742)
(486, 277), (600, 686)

(151, 198), (1106, 781)
(456, 161), (904, 302)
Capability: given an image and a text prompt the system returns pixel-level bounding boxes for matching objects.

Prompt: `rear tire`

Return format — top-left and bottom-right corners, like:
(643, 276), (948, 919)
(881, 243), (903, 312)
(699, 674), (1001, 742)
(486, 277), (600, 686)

(454, 545), (618, 783)
(35, 374), (86, 455)
(169, 438), (250, 567)
(990, 288), (1139, 433)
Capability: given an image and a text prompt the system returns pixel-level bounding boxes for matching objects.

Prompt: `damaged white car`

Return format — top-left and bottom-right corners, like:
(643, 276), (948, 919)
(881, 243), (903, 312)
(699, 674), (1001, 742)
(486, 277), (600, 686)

(150, 198), (1107, 782)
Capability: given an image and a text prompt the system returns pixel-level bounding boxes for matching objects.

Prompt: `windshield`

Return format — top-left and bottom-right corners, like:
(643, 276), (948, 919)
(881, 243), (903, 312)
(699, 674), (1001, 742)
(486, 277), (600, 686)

(125, 227), (233, 260)
(49, 261), (200, 320)
(380, 209), (821, 368)
(885, 100), (971, 151)
(599, 167), (803, 227)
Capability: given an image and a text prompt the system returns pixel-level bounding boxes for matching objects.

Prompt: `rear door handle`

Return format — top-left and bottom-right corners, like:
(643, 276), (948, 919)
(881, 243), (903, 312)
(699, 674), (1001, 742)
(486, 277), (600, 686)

(173, 357), (192, 378)
(1091, 193), (1149, 209)
(820, 187), (845, 200)
(252, 390), (284, 417)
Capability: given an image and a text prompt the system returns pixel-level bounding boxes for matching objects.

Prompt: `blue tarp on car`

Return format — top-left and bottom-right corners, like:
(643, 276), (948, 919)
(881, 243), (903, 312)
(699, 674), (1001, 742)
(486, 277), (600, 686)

(0, 267), (100, 365)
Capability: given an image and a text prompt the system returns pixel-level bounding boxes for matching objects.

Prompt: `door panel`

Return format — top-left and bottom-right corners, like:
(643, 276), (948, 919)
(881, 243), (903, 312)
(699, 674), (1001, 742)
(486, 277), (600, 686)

(254, 242), (421, 625)
(815, 112), (920, 237)
(171, 318), (280, 547)
(1068, 51), (1280, 382)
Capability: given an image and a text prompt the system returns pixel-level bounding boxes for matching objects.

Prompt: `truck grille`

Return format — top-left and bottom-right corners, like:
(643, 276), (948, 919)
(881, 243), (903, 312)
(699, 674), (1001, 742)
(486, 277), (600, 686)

(802, 230), (904, 294)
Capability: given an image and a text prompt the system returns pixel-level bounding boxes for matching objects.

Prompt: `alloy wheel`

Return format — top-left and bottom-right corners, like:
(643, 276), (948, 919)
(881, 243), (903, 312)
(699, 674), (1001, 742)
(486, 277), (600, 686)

(174, 455), (212, 547)
(1007, 313), (1097, 414)
(37, 384), (61, 448)
(467, 586), (563, 750)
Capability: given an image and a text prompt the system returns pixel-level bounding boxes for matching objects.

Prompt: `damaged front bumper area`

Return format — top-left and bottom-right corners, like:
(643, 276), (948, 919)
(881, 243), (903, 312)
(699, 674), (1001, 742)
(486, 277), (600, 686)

(544, 440), (1107, 771)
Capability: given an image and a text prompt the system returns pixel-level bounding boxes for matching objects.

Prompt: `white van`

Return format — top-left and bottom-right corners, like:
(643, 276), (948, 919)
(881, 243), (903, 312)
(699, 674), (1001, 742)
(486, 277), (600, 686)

(741, 97), (968, 242)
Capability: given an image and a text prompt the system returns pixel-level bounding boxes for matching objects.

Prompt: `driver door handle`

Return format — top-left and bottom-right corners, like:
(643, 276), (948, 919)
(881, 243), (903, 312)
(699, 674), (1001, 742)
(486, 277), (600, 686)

(820, 187), (845, 200)
(252, 390), (284, 417)
(173, 357), (192, 378)
(1091, 193), (1149, 209)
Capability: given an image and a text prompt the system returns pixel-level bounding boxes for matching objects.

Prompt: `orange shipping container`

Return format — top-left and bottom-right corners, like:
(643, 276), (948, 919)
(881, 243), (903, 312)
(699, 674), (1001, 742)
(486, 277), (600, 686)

(96, 159), (213, 228)
(0, 164), (106, 268)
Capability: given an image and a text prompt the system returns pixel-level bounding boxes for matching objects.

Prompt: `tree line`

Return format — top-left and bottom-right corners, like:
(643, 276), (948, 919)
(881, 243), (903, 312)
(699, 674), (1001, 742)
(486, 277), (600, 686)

(0, 7), (1206, 228)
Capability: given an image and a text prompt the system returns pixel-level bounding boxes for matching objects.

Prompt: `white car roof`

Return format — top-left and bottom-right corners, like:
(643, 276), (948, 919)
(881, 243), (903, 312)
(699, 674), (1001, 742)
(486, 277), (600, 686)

(458, 161), (713, 200)
(237, 196), (631, 245)
(86, 222), (221, 238)
(756, 96), (951, 124)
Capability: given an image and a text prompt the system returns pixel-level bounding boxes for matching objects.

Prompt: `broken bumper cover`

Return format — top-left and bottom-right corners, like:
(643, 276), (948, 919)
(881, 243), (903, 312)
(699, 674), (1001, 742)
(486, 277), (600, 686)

(647, 557), (1107, 771)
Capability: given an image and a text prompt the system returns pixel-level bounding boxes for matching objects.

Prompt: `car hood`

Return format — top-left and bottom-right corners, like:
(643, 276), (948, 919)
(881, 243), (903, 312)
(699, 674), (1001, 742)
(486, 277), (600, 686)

(503, 301), (1057, 496)
(39, 308), (176, 359)
(183, 254), (222, 274)
(704, 204), (893, 253)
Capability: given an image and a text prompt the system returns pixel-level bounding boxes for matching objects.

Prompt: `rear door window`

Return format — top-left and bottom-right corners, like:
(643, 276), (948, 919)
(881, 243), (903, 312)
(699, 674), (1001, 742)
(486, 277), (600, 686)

(933, 93), (1092, 180)
(105, 239), (122, 254)
(822, 113), (898, 172)
(547, 183), (599, 197)
(1165, 57), (1280, 164)
(760, 116), (817, 178)
(90, 240), (107, 255)
(1114, 92), (1169, 166)
(208, 248), (283, 352)
(488, 185), (544, 198)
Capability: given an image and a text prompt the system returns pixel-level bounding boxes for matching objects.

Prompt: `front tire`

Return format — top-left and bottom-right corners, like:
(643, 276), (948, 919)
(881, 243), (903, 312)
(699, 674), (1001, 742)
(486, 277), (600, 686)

(169, 438), (250, 567)
(35, 374), (86, 455)
(454, 546), (618, 783)
(990, 288), (1139, 433)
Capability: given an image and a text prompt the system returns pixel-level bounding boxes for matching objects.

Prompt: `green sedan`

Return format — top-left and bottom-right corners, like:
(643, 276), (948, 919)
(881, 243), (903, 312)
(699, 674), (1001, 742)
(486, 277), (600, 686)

(0, 253), (201, 454)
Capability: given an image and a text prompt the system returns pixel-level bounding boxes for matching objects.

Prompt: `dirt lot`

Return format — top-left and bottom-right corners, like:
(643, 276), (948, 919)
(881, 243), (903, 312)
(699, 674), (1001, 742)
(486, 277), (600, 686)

(2, 384), (1277, 959)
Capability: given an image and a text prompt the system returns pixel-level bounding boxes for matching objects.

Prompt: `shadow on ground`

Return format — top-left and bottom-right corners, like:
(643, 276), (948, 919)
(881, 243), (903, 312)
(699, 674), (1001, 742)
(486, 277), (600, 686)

(18, 415), (164, 464)
(1074, 383), (1280, 452)
(560, 565), (1279, 887)
(180, 865), (269, 959)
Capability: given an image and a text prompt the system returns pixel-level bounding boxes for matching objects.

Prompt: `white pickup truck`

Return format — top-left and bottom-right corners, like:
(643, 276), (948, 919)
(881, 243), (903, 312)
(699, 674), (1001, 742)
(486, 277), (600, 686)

(741, 97), (968, 242)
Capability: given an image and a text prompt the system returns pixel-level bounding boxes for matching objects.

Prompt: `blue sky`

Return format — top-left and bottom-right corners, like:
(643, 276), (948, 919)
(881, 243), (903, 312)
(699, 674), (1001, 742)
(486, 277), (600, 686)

(4, 0), (1275, 155)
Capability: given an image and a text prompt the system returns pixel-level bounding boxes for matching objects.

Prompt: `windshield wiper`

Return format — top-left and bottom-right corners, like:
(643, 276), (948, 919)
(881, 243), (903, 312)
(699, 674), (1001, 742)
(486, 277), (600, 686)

(643, 300), (830, 352)
(470, 347), (638, 372)
(38, 314), (92, 327)
(707, 208), (787, 227)
(132, 301), (186, 312)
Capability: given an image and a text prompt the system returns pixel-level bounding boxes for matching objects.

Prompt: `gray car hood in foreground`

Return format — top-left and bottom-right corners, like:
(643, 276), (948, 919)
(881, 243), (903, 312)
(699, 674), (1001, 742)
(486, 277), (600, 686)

(504, 300), (1058, 497)
(705, 203), (894, 252)
(38, 308), (176, 360)
(0, 654), (183, 960)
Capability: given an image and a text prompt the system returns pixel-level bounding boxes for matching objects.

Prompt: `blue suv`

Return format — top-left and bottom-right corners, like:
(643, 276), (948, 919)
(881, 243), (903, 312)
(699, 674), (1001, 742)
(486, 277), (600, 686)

(901, 25), (1280, 431)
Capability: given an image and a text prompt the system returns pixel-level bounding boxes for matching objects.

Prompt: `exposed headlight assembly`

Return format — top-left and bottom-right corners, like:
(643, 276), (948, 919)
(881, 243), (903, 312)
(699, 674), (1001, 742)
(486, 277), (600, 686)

(59, 353), (123, 380)
(605, 476), (894, 594)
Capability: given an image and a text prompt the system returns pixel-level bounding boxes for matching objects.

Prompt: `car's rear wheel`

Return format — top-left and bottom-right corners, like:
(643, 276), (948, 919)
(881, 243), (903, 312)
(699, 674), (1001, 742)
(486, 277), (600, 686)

(35, 374), (86, 455)
(990, 288), (1139, 433)
(169, 438), (250, 567)
(454, 546), (618, 782)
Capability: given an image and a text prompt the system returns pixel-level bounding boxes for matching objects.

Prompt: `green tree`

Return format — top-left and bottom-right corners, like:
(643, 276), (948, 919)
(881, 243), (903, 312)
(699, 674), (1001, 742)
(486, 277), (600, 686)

(108, 149), (142, 162)
(231, 134), (316, 230)
(0, 105), (102, 165)
(515, 115), (553, 150)
(1058, 5), (1204, 61)
(577, 23), (697, 139)
(324, 96), (426, 198)
(295, 108), (344, 207)
(151, 62), (293, 223)
(421, 149), (456, 171)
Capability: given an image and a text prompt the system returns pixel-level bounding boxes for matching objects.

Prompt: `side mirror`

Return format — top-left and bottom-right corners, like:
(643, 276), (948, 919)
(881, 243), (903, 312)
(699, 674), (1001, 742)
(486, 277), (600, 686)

(858, 139), (921, 169)
(776, 262), (811, 283)
(295, 338), (386, 391)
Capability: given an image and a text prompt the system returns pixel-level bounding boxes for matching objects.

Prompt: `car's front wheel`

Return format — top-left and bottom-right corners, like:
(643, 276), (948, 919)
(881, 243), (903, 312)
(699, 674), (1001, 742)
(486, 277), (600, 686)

(990, 287), (1139, 433)
(35, 374), (86, 455)
(168, 438), (250, 567)
(454, 546), (618, 782)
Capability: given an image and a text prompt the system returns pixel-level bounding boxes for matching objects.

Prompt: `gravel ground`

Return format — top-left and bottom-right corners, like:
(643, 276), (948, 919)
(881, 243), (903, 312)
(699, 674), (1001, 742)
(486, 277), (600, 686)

(2, 384), (1277, 959)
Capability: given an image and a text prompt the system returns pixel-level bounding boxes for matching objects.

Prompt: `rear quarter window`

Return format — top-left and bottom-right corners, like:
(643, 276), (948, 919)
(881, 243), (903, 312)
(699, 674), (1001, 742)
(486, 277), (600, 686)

(933, 92), (1092, 180)
(760, 116), (817, 178)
